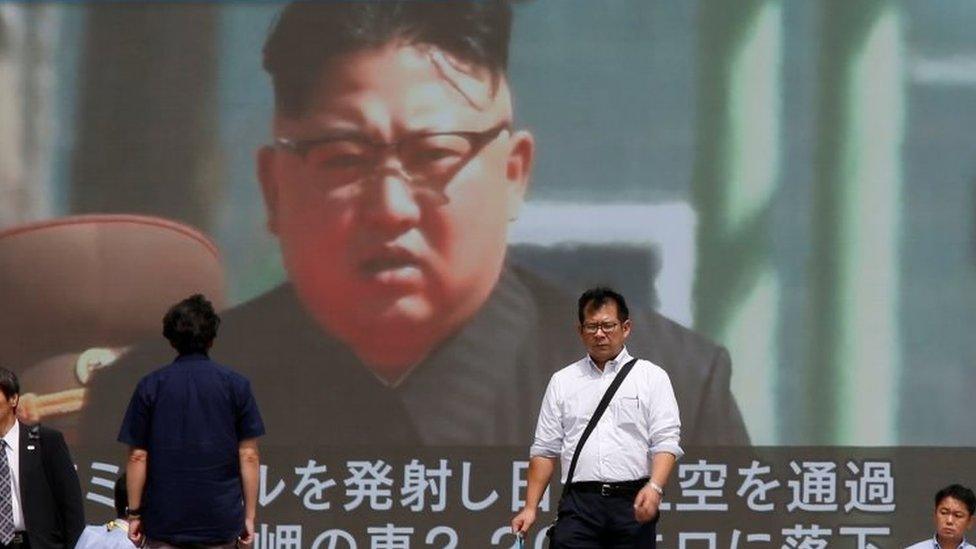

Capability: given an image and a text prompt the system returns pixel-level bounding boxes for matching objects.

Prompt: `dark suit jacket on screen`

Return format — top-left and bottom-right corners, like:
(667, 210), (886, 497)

(81, 265), (749, 448)
(19, 423), (85, 549)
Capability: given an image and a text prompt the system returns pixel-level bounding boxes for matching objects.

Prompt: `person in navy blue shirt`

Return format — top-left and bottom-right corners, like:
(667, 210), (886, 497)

(118, 294), (264, 548)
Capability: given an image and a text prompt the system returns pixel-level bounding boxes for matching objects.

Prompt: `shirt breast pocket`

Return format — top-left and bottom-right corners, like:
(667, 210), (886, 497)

(614, 396), (642, 428)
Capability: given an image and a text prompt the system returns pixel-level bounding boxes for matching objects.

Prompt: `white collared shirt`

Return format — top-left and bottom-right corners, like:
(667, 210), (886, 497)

(905, 536), (976, 549)
(75, 520), (133, 549)
(530, 347), (683, 483)
(1, 420), (25, 531)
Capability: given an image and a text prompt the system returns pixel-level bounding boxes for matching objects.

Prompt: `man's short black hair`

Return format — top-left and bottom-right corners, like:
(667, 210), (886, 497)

(263, 0), (513, 117)
(0, 367), (19, 403)
(936, 484), (976, 516)
(114, 473), (128, 519)
(162, 294), (220, 355)
(578, 287), (630, 324)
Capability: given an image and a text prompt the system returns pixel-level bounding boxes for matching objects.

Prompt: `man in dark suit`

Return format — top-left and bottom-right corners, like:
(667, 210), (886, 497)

(81, 0), (747, 448)
(0, 367), (84, 549)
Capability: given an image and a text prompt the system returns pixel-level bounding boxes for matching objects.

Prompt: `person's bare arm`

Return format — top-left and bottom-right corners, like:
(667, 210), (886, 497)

(238, 438), (260, 545)
(125, 447), (148, 545)
(511, 456), (558, 535)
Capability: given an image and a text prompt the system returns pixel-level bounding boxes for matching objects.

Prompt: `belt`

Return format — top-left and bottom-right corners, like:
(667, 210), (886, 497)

(568, 478), (649, 498)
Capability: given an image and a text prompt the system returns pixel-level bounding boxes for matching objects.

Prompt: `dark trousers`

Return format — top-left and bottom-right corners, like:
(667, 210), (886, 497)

(147, 540), (238, 548)
(550, 490), (656, 548)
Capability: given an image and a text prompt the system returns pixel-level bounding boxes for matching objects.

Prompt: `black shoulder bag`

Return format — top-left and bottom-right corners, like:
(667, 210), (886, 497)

(546, 357), (639, 540)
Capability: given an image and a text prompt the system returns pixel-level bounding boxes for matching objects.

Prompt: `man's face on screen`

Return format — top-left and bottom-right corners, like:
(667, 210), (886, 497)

(258, 44), (533, 369)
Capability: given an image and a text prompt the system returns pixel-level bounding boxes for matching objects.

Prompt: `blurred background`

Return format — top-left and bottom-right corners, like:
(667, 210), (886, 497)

(1, 0), (975, 446)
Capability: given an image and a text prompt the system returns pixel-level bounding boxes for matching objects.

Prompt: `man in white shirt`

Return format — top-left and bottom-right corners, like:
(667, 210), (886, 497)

(511, 287), (681, 548)
(906, 484), (976, 549)
(74, 475), (133, 549)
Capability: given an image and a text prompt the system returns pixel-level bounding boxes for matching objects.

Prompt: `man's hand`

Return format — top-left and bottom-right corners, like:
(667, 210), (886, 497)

(633, 484), (661, 523)
(511, 506), (538, 536)
(239, 517), (255, 545)
(128, 517), (145, 546)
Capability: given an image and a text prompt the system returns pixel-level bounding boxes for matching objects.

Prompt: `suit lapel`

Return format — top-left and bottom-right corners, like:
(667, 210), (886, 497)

(18, 424), (40, 520)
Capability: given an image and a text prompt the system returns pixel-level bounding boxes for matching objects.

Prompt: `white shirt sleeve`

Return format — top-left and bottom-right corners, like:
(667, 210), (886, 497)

(645, 367), (683, 459)
(529, 375), (563, 458)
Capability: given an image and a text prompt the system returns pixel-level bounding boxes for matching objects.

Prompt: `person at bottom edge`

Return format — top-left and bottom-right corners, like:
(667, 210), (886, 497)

(74, 474), (132, 549)
(906, 484), (976, 549)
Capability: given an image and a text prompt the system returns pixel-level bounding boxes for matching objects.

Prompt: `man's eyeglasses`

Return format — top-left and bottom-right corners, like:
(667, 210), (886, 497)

(275, 122), (511, 191)
(582, 321), (621, 335)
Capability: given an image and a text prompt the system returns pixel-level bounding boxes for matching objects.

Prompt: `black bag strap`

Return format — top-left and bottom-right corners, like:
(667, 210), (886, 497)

(564, 357), (639, 487)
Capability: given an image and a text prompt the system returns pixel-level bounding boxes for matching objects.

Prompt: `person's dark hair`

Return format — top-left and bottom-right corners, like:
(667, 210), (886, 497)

(936, 484), (976, 516)
(114, 473), (128, 519)
(0, 368), (19, 403)
(578, 287), (630, 324)
(263, 0), (513, 117)
(162, 294), (220, 355)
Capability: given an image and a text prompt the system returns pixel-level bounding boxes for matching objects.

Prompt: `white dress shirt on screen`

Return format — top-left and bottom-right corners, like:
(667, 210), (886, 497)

(530, 346), (682, 483)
